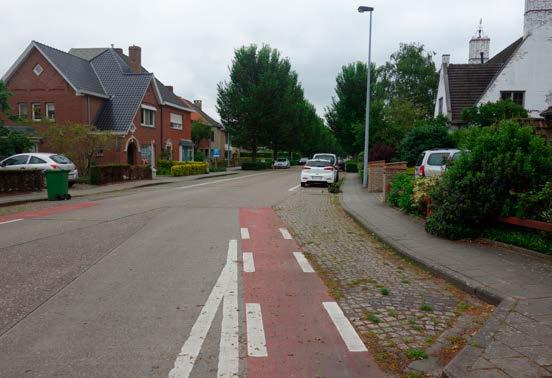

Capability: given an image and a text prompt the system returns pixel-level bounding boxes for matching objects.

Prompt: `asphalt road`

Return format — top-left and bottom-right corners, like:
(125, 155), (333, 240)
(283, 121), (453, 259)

(0, 169), (299, 377)
(0, 168), (381, 377)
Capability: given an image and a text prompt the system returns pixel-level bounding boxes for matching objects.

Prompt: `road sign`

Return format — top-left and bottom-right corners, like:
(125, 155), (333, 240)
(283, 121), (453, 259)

(212, 148), (220, 158)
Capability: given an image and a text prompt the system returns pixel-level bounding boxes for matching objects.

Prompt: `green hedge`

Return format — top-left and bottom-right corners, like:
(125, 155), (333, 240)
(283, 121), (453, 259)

(242, 161), (270, 170)
(387, 173), (415, 213)
(90, 164), (151, 185)
(345, 161), (358, 173)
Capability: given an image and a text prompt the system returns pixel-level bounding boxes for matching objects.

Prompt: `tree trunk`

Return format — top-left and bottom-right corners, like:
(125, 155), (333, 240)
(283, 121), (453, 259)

(251, 146), (257, 162)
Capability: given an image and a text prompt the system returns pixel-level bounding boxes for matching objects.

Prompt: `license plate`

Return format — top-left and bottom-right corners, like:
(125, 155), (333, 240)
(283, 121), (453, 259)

(312, 176), (322, 180)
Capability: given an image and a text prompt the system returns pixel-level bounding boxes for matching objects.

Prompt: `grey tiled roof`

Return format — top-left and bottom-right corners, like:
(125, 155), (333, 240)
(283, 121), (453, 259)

(68, 48), (108, 61)
(35, 42), (107, 96)
(91, 50), (153, 133)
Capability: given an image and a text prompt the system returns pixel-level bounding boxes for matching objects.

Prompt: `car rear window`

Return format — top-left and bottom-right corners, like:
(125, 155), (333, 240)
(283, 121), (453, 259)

(306, 160), (331, 167)
(50, 155), (72, 164)
(277, 159), (287, 162)
(427, 153), (450, 166)
(416, 152), (426, 166)
(315, 155), (335, 164)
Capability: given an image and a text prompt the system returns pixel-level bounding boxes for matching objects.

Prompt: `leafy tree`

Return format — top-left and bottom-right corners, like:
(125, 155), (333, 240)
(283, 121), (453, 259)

(191, 121), (212, 153)
(35, 123), (115, 176)
(426, 121), (552, 239)
(461, 100), (528, 126)
(0, 126), (33, 158)
(399, 116), (455, 165)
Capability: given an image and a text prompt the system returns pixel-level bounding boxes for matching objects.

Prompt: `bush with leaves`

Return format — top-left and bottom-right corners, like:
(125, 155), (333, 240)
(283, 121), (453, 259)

(399, 117), (455, 166)
(0, 126), (33, 158)
(461, 100), (528, 126)
(387, 173), (416, 213)
(426, 121), (552, 240)
(412, 175), (441, 215)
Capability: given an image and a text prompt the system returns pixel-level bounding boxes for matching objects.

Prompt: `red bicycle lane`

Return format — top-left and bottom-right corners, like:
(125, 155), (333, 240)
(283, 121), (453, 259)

(240, 208), (384, 378)
(0, 201), (97, 224)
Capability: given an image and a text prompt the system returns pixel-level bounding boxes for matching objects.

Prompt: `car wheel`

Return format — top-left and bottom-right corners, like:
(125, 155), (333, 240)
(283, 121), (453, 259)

(301, 182), (306, 187)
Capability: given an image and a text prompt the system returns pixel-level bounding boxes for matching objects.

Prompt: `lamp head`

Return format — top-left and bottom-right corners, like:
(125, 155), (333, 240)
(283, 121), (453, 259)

(358, 6), (374, 13)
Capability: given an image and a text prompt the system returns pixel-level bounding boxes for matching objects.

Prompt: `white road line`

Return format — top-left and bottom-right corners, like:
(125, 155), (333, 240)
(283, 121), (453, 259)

(177, 172), (270, 190)
(168, 241), (234, 378)
(218, 240), (239, 377)
(323, 302), (368, 352)
(292, 252), (314, 273)
(240, 227), (250, 240)
(0, 218), (23, 226)
(288, 184), (300, 192)
(279, 228), (292, 240)
(246, 303), (268, 357)
(243, 252), (255, 273)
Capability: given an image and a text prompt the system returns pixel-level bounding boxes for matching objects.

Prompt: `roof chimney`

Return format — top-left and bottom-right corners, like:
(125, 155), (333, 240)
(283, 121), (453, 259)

(468, 19), (490, 64)
(128, 45), (142, 73)
(114, 47), (123, 55)
(194, 100), (202, 110)
(442, 54), (451, 66)
(524, 0), (552, 37)
(166, 85), (174, 93)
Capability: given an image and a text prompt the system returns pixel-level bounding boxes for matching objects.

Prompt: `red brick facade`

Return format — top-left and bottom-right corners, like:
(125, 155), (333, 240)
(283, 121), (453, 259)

(3, 45), (191, 168)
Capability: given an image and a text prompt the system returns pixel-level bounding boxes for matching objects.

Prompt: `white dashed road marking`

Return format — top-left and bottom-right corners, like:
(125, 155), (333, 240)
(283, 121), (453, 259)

(323, 302), (368, 352)
(0, 218), (23, 226)
(279, 228), (292, 240)
(243, 252), (255, 273)
(246, 303), (268, 357)
(177, 172), (270, 189)
(288, 184), (300, 192)
(241, 228), (250, 240)
(292, 252), (315, 273)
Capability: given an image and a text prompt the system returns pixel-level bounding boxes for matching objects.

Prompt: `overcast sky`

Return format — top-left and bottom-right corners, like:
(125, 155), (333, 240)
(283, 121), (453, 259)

(1, 0), (525, 120)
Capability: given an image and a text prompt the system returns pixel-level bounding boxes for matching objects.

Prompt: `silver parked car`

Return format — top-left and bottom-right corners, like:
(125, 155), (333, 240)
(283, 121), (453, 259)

(414, 149), (463, 178)
(0, 153), (79, 186)
(273, 158), (291, 169)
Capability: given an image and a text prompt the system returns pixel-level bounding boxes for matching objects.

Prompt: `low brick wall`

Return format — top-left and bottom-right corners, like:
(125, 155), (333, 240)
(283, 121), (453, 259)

(383, 162), (408, 202)
(367, 160), (385, 193)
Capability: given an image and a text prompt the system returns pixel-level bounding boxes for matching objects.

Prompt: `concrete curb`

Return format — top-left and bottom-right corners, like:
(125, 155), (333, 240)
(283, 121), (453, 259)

(338, 189), (512, 377)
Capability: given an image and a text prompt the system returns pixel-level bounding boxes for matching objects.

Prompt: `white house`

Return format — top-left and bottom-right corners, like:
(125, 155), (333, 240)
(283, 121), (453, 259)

(435, 0), (552, 124)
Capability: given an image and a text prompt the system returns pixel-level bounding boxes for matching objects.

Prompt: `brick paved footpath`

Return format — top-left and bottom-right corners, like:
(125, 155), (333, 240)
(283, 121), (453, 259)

(341, 173), (552, 377)
(276, 185), (491, 375)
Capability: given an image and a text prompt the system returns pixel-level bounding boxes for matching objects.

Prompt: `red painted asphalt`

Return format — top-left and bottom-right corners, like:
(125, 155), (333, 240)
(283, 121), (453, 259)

(0, 202), (97, 223)
(240, 208), (384, 378)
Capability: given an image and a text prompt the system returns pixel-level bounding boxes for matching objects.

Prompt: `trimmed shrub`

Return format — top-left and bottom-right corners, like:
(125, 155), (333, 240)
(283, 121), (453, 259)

(209, 166), (227, 173)
(157, 160), (173, 176)
(387, 173), (415, 213)
(242, 161), (269, 170)
(399, 119), (456, 166)
(426, 121), (552, 240)
(171, 162), (208, 176)
(345, 160), (359, 173)
(369, 143), (397, 163)
(0, 170), (44, 192)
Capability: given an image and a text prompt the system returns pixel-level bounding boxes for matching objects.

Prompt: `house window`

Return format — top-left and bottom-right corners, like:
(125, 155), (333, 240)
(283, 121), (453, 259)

(141, 106), (156, 127)
(501, 91), (525, 106)
(32, 103), (41, 121)
(170, 113), (183, 129)
(140, 144), (153, 165)
(438, 97), (444, 115)
(18, 103), (29, 119)
(46, 103), (55, 121)
(210, 130), (215, 142)
(33, 64), (43, 76)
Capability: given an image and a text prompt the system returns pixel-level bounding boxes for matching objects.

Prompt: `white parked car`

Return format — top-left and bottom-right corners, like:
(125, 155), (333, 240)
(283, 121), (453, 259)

(273, 158), (291, 169)
(313, 153), (339, 179)
(414, 149), (463, 178)
(0, 153), (79, 186)
(300, 159), (337, 187)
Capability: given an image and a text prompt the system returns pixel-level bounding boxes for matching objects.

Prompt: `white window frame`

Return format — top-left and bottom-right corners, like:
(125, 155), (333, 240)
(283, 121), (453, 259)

(170, 113), (183, 130)
(33, 64), (43, 76)
(46, 103), (55, 121)
(141, 105), (156, 128)
(32, 103), (41, 121)
(500, 91), (525, 107)
(18, 103), (29, 119)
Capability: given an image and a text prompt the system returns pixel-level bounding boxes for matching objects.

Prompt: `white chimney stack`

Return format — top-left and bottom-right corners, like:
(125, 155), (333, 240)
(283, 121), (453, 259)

(524, 0), (552, 38)
(442, 54), (451, 66)
(468, 19), (490, 64)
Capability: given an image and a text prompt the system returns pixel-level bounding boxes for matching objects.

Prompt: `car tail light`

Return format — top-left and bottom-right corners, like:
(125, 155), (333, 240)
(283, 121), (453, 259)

(50, 164), (59, 169)
(419, 165), (425, 177)
(324, 166), (334, 171)
(302, 166), (311, 170)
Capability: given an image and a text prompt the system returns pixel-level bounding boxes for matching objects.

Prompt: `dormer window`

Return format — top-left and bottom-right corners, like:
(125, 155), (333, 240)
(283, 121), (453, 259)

(33, 64), (43, 76)
(141, 104), (156, 128)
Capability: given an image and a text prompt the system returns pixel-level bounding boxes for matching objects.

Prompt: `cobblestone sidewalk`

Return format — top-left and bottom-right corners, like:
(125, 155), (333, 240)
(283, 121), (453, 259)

(276, 187), (492, 374)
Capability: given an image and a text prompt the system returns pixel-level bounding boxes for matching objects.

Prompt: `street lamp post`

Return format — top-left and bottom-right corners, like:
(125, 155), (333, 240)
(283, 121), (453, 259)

(358, 6), (374, 188)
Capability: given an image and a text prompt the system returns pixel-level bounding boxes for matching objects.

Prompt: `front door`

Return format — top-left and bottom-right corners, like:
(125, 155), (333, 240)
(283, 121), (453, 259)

(127, 142), (136, 165)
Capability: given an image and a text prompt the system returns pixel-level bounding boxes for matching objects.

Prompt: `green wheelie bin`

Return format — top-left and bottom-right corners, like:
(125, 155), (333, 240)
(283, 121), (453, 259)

(45, 170), (71, 201)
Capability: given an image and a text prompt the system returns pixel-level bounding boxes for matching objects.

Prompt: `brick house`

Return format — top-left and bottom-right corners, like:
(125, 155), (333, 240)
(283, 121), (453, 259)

(1, 41), (194, 168)
(181, 98), (226, 161)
